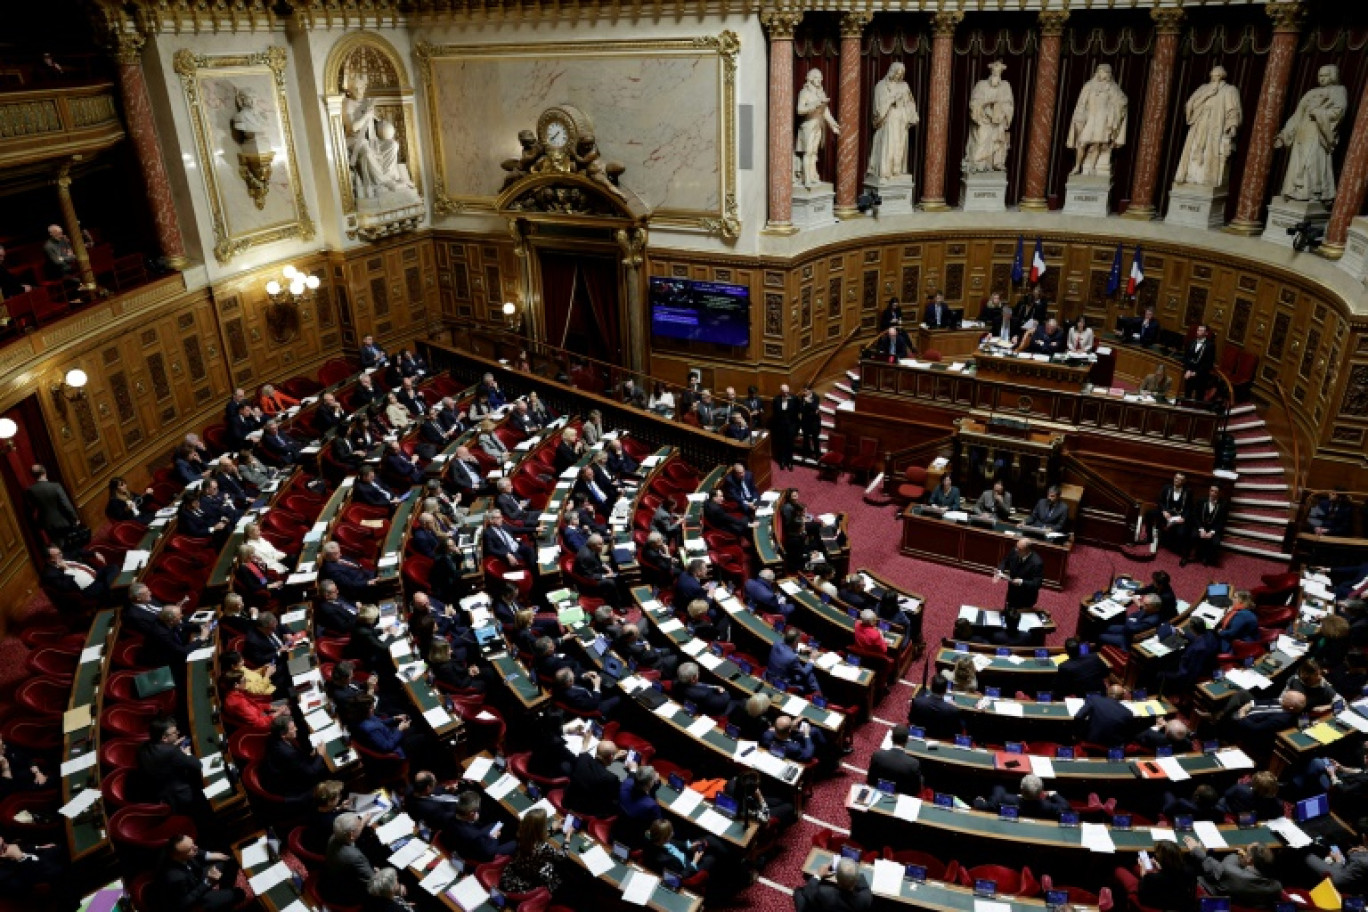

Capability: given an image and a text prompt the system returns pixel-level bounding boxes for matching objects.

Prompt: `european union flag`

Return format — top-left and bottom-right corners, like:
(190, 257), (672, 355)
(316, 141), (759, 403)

(1105, 244), (1123, 296)
(1010, 235), (1024, 285)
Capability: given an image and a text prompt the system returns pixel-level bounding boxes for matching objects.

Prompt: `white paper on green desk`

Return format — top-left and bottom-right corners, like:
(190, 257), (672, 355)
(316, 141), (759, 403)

(60, 752), (97, 776)
(621, 870), (660, 905)
(680, 639), (706, 657)
(388, 837), (430, 869)
(654, 700), (679, 719)
(1150, 827), (1177, 844)
(831, 663), (861, 681)
(1064, 698), (1085, 718)
(309, 723), (342, 747)
(248, 861), (292, 895)
(734, 740), (758, 762)
(581, 842), (615, 877)
(825, 711), (844, 730)
(1155, 756), (1189, 781)
(779, 579), (802, 596)
(695, 808), (731, 835)
(893, 795), (923, 821)
(750, 751), (790, 778)
(186, 646), (215, 663)
(1028, 755), (1055, 779)
(1003, 654), (1025, 665)
(1266, 817), (1313, 848)
(374, 812), (416, 846)
(59, 788), (101, 819)
(872, 858), (905, 897)
(280, 609), (307, 625)
(420, 858), (462, 894)
(658, 618), (684, 634)
(389, 639), (412, 658)
(720, 597), (746, 614)
(1192, 820), (1228, 849)
(304, 708), (333, 731)
(465, 757), (493, 782)
(782, 695), (807, 715)
(423, 706), (452, 729)
(239, 836), (270, 869)
(697, 652), (724, 671)
(80, 645), (104, 664)
(200, 753), (224, 777)
(521, 797), (557, 820)
(1215, 747), (1256, 769)
(286, 571), (316, 585)
(815, 652), (841, 671)
(671, 788), (704, 816)
(1080, 822), (1116, 853)
(686, 716), (715, 738)
(975, 901), (1013, 912)
(993, 701), (1024, 718)
(448, 874), (490, 911)
(486, 773), (520, 801)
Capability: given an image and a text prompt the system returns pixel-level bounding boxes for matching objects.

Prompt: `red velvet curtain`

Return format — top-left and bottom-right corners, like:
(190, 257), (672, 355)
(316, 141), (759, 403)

(538, 250), (622, 368)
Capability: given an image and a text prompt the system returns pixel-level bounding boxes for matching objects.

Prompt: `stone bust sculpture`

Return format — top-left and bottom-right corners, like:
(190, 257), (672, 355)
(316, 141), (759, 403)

(866, 62), (918, 181)
(230, 87), (269, 144)
(795, 68), (839, 189)
(1173, 66), (1243, 187)
(964, 60), (1014, 173)
(1067, 63), (1128, 178)
(1274, 64), (1348, 202)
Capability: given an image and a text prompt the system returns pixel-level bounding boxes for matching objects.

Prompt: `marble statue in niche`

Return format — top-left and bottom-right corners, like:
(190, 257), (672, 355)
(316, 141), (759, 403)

(963, 61), (1014, 173)
(795, 68), (839, 189)
(1067, 63), (1128, 177)
(1275, 64), (1347, 202)
(865, 62), (918, 181)
(344, 70), (417, 200)
(1173, 66), (1243, 187)
(230, 86), (275, 209)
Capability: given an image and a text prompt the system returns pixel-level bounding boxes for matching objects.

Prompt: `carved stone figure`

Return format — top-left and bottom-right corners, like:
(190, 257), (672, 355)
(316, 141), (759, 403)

(795, 68), (839, 189)
(964, 61), (1014, 173)
(1067, 63), (1128, 177)
(343, 71), (387, 199)
(865, 62), (918, 181)
(230, 87), (269, 143)
(500, 130), (543, 189)
(1275, 64), (1348, 202)
(1174, 66), (1243, 187)
(230, 87), (274, 210)
(372, 121), (416, 194)
(573, 134), (627, 201)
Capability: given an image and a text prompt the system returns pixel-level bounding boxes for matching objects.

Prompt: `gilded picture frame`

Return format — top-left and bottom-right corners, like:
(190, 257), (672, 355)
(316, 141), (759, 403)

(174, 46), (315, 264)
(414, 31), (739, 239)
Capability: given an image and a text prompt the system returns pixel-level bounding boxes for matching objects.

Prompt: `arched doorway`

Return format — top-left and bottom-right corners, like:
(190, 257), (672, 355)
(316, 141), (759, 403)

(537, 249), (622, 367)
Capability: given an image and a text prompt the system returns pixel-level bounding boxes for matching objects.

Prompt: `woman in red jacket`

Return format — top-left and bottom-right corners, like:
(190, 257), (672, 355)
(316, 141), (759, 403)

(220, 670), (288, 730)
(852, 609), (888, 654)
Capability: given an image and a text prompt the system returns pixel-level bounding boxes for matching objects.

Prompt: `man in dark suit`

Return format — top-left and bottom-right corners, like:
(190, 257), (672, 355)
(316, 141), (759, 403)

(566, 740), (627, 819)
(996, 538), (1044, 609)
(909, 676), (962, 739)
(319, 542), (378, 601)
(767, 628), (820, 694)
(445, 446), (488, 500)
(493, 478), (538, 531)
(873, 327), (912, 362)
(359, 334), (388, 369)
(395, 377), (426, 416)
(1182, 324), (1217, 400)
(124, 582), (176, 635)
(483, 511), (536, 571)
(1055, 637), (1110, 697)
(415, 407), (449, 461)
(436, 397), (468, 436)
(1025, 486), (1069, 533)
(675, 661), (736, 716)
(794, 858), (872, 912)
(1075, 685), (1143, 747)
(574, 535), (622, 606)
(1156, 617), (1221, 695)
(554, 666), (620, 717)
(704, 488), (751, 537)
(155, 833), (244, 912)
(981, 774), (1071, 820)
(1126, 307), (1161, 346)
(136, 718), (206, 815)
(745, 568), (793, 618)
(924, 293), (956, 329)
(258, 419), (299, 466)
(554, 428), (585, 475)
(770, 383), (799, 471)
(314, 393), (347, 434)
(320, 813), (375, 907)
(1222, 689), (1306, 757)
(574, 465), (616, 514)
(1147, 471), (1192, 556)
(262, 715), (326, 800)
(405, 770), (463, 834)
(351, 373), (381, 410)
(1029, 318), (1066, 356)
(40, 544), (117, 604)
(1018, 284), (1049, 327)
(200, 479), (243, 528)
(866, 725), (923, 795)
(508, 400), (539, 436)
(177, 492), (229, 541)
(1187, 484), (1227, 567)
(382, 440), (424, 486)
(142, 605), (207, 673)
(226, 402), (263, 451)
(23, 464), (78, 544)
(353, 467), (400, 509)
(331, 430), (366, 472)
(447, 791), (516, 862)
(721, 463), (762, 514)
(243, 611), (289, 669)
(213, 456), (251, 503)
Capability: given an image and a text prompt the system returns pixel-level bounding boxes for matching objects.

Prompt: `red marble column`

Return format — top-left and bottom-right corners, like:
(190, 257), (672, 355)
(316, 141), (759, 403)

(113, 31), (190, 269)
(764, 11), (802, 234)
(1124, 8), (1185, 220)
(834, 12), (871, 219)
(1019, 10), (1070, 212)
(1320, 77), (1368, 257)
(1227, 2), (1304, 234)
(920, 11), (961, 211)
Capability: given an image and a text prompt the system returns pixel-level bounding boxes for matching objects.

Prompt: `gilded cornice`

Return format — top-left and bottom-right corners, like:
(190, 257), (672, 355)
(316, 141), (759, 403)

(1149, 7), (1185, 35)
(839, 11), (872, 37)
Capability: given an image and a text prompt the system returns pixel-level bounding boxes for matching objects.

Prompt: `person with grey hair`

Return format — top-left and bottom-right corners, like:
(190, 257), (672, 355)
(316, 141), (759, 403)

(767, 626), (820, 695)
(745, 567), (793, 617)
(447, 789), (516, 862)
(795, 855), (872, 912)
(1099, 592), (1166, 649)
(619, 764), (664, 831)
(141, 604), (206, 675)
(1185, 838), (1282, 907)
(322, 812), (374, 906)
(366, 867), (408, 910)
(675, 661), (737, 716)
(977, 773), (1071, 820)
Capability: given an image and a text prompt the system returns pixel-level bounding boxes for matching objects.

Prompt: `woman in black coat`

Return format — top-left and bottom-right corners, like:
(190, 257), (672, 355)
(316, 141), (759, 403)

(798, 388), (822, 459)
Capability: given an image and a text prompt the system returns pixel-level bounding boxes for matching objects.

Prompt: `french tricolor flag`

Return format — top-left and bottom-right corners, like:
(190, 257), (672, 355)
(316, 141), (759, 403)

(1029, 238), (1047, 283)
(1126, 246), (1144, 296)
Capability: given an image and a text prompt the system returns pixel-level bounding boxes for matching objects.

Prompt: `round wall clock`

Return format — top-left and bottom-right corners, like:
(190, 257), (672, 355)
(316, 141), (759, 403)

(536, 105), (593, 154)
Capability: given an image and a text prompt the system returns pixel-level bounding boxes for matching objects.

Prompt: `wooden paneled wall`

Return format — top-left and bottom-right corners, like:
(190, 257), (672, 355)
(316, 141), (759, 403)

(0, 234), (442, 602)
(431, 231), (522, 326)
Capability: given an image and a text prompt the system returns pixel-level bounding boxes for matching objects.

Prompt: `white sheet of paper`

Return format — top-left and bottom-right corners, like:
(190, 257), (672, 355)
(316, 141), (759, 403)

(58, 788), (101, 819)
(309, 723), (342, 747)
(465, 757), (494, 782)
(186, 646), (215, 663)
(658, 618), (685, 634)
(671, 788), (704, 816)
(419, 859), (462, 894)
(1029, 755), (1056, 779)
(389, 837), (431, 869)
(80, 645), (104, 664)
(1155, 756), (1190, 781)
(520, 797), (557, 820)
(204, 776), (232, 799)
(1080, 822), (1116, 853)
(831, 663), (862, 681)
(975, 901), (1014, 912)
(1266, 817), (1313, 848)
(872, 858), (905, 896)
(423, 706), (452, 729)
(1150, 827), (1177, 844)
(60, 752), (97, 776)
(449, 874), (490, 911)
(687, 716), (715, 738)
(993, 701), (1024, 717)
(280, 609), (307, 625)
(654, 700), (679, 719)
(486, 773), (520, 801)
(697, 652), (724, 671)
(239, 837), (270, 869)
(1193, 820), (1228, 850)
(695, 808), (731, 835)
(581, 843), (615, 877)
(1215, 747), (1256, 770)
(248, 861), (292, 895)
(680, 639), (706, 657)
(621, 870), (660, 905)
(304, 708), (333, 732)
(1064, 698), (1085, 718)
(893, 795), (923, 821)
(374, 812), (416, 845)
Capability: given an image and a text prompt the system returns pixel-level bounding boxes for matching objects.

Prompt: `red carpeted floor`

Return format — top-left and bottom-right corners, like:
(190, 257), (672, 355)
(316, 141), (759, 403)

(718, 459), (1290, 910)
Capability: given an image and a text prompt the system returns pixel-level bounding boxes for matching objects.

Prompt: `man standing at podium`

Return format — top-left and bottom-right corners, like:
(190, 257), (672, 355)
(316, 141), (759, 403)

(996, 538), (1044, 609)
(925, 292), (956, 329)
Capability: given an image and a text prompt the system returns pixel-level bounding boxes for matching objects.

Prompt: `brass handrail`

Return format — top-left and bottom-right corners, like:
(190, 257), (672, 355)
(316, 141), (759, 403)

(806, 323), (867, 390)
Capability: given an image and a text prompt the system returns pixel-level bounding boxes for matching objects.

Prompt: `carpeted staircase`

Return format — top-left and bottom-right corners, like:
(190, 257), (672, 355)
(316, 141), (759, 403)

(1223, 402), (1297, 564)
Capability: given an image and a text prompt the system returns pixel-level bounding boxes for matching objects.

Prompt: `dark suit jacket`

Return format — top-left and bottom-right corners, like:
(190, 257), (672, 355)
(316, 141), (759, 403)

(908, 692), (963, 739)
(874, 334), (911, 360)
(383, 450), (423, 484)
(1076, 694), (1140, 746)
(1056, 653), (1110, 697)
(722, 472), (760, 507)
(677, 681), (730, 716)
(1135, 319), (1161, 346)
(1183, 337), (1216, 376)
(1194, 499), (1228, 535)
(322, 842), (375, 906)
(321, 558), (374, 601)
(142, 621), (198, 668)
(446, 818), (505, 863)
(260, 433), (298, 464)
(156, 854), (233, 912)
(177, 507), (218, 539)
(794, 874), (873, 912)
(866, 748), (923, 795)
(263, 734), (325, 796)
(574, 545), (612, 582)
(482, 524), (524, 561)
(704, 499), (749, 537)
(999, 549), (1045, 608)
(353, 480), (395, 507)
(925, 302), (957, 329)
(136, 740), (202, 812)
(674, 572), (710, 612)
(554, 441), (580, 474)
(243, 626), (285, 668)
(406, 789), (462, 833)
(566, 753), (622, 819)
(573, 477), (614, 512)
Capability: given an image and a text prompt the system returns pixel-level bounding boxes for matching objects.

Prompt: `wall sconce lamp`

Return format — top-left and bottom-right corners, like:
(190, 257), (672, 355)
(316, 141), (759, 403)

(0, 417), (16, 454)
(50, 368), (87, 417)
(265, 264), (320, 308)
(501, 300), (524, 334)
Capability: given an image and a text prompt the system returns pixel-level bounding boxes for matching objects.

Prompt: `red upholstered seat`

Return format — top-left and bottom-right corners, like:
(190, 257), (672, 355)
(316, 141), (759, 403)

(24, 647), (77, 679)
(101, 703), (163, 740)
(109, 805), (197, 852)
(818, 432), (847, 480)
(959, 864), (1039, 898)
(508, 751), (570, 789)
(846, 436), (880, 484)
(897, 465), (929, 503)
(15, 676), (76, 716)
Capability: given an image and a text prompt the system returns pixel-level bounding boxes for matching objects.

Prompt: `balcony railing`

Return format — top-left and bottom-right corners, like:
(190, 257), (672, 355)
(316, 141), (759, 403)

(0, 80), (125, 169)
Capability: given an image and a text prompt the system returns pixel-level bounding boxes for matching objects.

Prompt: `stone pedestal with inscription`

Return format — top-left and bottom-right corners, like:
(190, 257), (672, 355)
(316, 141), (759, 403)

(1165, 182), (1228, 230)
(961, 170), (1007, 212)
(1338, 216), (1368, 282)
(791, 181), (837, 229)
(1261, 195), (1331, 247)
(1063, 174), (1111, 217)
(863, 174), (915, 216)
